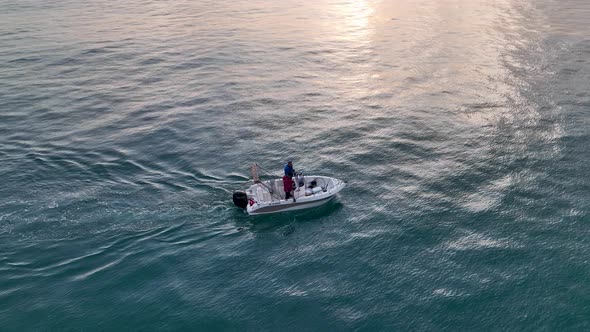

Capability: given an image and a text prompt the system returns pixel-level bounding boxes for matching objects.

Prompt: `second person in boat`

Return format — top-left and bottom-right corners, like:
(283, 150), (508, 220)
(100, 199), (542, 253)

(283, 174), (295, 201)
(283, 160), (295, 201)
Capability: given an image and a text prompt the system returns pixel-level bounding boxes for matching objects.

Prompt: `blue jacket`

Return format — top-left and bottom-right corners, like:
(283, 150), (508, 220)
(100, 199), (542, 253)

(284, 164), (294, 177)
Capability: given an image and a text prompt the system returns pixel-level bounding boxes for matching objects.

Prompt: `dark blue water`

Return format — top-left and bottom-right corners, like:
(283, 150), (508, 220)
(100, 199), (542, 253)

(1, 0), (590, 329)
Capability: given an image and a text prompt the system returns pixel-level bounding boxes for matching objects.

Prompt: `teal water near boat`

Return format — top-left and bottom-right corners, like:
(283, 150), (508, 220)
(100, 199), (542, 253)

(1, 0), (589, 330)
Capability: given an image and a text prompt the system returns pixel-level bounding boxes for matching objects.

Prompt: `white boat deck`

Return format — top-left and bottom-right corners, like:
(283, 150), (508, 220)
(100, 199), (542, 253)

(247, 176), (337, 203)
(243, 175), (345, 215)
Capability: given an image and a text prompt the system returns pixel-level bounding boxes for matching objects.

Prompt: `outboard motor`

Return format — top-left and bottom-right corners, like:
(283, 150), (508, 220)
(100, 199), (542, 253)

(232, 191), (249, 209)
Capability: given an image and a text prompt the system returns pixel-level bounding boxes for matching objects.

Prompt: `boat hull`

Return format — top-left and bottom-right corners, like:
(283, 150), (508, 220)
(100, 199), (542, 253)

(247, 195), (335, 215)
(241, 175), (345, 216)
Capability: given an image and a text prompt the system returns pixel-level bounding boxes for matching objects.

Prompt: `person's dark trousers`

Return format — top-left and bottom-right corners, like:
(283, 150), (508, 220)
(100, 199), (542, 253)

(285, 191), (291, 199)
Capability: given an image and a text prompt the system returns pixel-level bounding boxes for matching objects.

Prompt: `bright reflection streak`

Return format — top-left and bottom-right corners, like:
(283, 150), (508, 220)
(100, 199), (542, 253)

(313, 0), (379, 102)
(328, 0), (375, 44)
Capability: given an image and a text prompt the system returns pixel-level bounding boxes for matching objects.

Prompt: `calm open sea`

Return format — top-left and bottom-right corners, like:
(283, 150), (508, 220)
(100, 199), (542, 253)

(1, 0), (590, 330)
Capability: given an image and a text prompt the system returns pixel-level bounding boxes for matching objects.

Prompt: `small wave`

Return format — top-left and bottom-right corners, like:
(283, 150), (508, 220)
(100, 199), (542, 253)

(71, 254), (128, 281)
(445, 233), (519, 251)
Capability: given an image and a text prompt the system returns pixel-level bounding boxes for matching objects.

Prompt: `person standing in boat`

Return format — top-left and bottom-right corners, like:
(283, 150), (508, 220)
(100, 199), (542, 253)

(283, 161), (295, 201)
(284, 161), (295, 178)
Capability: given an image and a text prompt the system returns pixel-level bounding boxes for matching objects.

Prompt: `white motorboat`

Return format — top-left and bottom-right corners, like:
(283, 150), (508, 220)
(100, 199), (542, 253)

(233, 163), (345, 215)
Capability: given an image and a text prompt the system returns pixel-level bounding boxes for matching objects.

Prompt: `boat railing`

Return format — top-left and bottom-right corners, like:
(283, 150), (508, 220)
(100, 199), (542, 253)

(251, 163), (286, 202)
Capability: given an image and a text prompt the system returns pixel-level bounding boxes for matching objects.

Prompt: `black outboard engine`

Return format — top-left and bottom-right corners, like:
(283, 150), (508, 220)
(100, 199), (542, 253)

(233, 191), (248, 209)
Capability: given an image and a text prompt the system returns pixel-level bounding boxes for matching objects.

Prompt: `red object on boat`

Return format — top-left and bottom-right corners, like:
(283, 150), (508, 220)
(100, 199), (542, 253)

(283, 175), (293, 192)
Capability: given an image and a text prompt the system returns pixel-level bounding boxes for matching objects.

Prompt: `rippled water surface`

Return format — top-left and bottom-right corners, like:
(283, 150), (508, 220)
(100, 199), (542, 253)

(2, 0), (590, 329)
